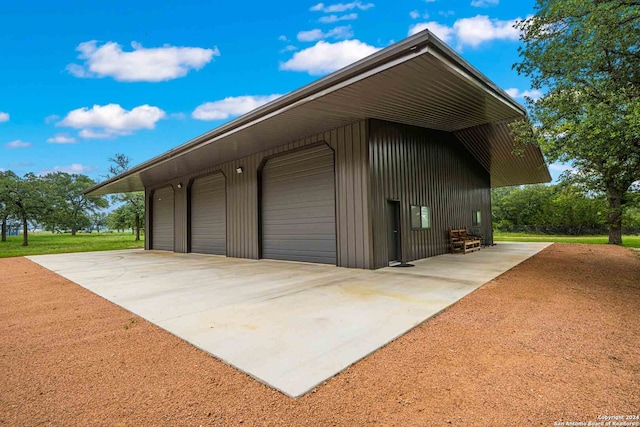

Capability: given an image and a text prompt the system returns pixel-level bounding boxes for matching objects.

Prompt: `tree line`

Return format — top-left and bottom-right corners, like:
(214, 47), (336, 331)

(493, 183), (640, 235)
(0, 154), (144, 246)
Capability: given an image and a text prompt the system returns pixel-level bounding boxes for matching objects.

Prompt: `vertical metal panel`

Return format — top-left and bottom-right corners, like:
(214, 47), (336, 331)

(144, 189), (150, 250)
(174, 183), (188, 253)
(190, 172), (226, 255)
(221, 156), (260, 260)
(369, 119), (492, 269)
(151, 186), (174, 251)
(144, 121), (371, 268)
(261, 144), (336, 264)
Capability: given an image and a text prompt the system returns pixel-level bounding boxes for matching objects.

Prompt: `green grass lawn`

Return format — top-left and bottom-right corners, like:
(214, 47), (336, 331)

(2, 230), (638, 259)
(493, 231), (640, 248)
(0, 232), (144, 258)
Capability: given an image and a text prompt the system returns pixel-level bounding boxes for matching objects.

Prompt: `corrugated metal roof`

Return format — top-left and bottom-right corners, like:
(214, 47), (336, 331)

(86, 30), (550, 195)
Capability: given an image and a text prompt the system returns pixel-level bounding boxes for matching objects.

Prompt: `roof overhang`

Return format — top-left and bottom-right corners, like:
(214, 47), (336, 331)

(87, 30), (550, 196)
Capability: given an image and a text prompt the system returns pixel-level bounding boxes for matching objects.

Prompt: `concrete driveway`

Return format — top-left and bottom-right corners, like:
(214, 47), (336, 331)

(28, 242), (550, 397)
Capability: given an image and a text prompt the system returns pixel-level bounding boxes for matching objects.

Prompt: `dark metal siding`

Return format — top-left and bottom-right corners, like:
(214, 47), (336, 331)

(144, 188), (150, 250)
(261, 144), (336, 264)
(151, 186), (175, 251)
(190, 172), (226, 255)
(145, 121), (371, 268)
(369, 119), (493, 269)
(175, 184), (188, 253)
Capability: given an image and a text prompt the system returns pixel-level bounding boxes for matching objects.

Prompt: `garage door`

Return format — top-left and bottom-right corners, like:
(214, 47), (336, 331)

(152, 186), (174, 251)
(261, 144), (336, 264)
(190, 173), (226, 255)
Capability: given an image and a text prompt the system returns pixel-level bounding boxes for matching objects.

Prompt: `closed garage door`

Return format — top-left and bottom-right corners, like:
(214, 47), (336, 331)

(152, 186), (174, 251)
(261, 144), (336, 264)
(190, 173), (226, 255)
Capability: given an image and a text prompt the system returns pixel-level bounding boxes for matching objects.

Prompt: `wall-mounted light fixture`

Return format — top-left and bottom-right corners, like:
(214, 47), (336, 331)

(236, 167), (243, 174)
(177, 183), (183, 189)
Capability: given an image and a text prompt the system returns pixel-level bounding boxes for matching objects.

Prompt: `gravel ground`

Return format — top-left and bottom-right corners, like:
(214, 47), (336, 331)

(1, 243), (638, 426)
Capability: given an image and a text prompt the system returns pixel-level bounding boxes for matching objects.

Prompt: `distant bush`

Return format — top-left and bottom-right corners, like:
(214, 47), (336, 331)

(492, 184), (639, 235)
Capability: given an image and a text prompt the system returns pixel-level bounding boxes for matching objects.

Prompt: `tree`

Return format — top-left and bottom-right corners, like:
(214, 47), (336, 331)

(106, 204), (145, 233)
(511, 0), (640, 244)
(492, 185), (555, 232)
(41, 173), (108, 235)
(492, 183), (627, 235)
(106, 207), (129, 232)
(107, 154), (145, 241)
(91, 212), (108, 232)
(546, 183), (608, 234)
(0, 171), (18, 242)
(4, 173), (48, 246)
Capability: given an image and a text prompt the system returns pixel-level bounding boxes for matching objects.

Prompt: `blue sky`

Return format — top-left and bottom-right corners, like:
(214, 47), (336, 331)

(0, 0), (565, 183)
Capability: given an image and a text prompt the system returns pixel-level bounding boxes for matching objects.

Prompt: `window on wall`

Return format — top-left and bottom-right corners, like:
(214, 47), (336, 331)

(472, 210), (482, 227)
(411, 205), (431, 229)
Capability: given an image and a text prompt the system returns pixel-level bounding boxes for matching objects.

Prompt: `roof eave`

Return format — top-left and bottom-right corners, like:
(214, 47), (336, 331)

(86, 29), (527, 196)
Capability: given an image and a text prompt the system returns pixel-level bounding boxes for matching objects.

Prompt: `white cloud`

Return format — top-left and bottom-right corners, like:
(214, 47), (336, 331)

(297, 29), (324, 42)
(0, 168), (5, 172)
(310, 1), (373, 13)
(409, 15), (524, 48)
(66, 41), (220, 82)
(297, 26), (353, 42)
(439, 10), (455, 17)
(454, 15), (521, 47)
(319, 13), (358, 23)
(408, 21), (455, 42)
(280, 39), (380, 75)
(471, 0), (499, 7)
(9, 162), (33, 167)
(0, 112), (9, 123)
(4, 140), (31, 149)
(278, 35), (289, 42)
(47, 134), (77, 144)
(59, 103), (166, 139)
(78, 129), (112, 139)
(39, 163), (96, 175)
(410, 10), (420, 19)
(192, 95), (283, 121)
(44, 114), (60, 124)
(280, 45), (299, 53)
(505, 88), (543, 101)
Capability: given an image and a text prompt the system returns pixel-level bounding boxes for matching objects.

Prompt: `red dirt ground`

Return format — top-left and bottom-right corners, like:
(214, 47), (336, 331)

(1, 243), (638, 426)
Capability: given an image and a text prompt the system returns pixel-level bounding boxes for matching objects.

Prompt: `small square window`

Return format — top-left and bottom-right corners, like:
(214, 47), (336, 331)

(472, 210), (481, 227)
(411, 205), (431, 229)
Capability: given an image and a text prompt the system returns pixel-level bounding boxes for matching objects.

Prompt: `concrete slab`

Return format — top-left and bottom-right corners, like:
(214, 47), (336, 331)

(28, 242), (551, 397)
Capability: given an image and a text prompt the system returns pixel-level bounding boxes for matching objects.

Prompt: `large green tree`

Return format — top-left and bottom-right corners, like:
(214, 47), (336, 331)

(3, 173), (48, 246)
(511, 0), (640, 244)
(41, 173), (109, 235)
(107, 154), (144, 241)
